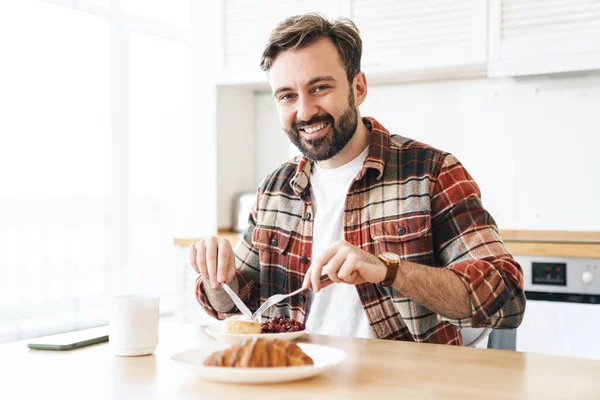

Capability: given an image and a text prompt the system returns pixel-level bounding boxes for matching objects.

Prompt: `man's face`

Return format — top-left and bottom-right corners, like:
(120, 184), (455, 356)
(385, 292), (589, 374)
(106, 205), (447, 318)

(268, 38), (359, 161)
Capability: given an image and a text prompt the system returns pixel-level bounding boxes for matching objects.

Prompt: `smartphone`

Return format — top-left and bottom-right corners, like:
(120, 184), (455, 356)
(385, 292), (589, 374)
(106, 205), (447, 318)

(27, 326), (109, 351)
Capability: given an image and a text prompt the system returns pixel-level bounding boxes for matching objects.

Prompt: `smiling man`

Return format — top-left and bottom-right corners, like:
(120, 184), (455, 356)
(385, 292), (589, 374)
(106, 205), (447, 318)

(190, 14), (526, 344)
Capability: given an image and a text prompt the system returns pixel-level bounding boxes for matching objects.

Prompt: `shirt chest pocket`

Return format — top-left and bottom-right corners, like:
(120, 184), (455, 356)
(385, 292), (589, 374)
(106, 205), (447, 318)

(369, 214), (434, 264)
(252, 226), (293, 263)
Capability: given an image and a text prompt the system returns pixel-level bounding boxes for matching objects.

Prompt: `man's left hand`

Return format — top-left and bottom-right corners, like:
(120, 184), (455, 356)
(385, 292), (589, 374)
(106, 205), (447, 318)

(302, 240), (388, 292)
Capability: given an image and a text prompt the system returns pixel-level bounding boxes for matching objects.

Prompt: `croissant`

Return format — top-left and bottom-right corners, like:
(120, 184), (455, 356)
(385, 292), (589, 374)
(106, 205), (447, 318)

(203, 338), (314, 368)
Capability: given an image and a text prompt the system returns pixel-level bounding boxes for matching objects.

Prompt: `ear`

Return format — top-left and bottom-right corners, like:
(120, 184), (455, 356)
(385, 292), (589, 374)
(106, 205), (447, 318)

(352, 71), (368, 107)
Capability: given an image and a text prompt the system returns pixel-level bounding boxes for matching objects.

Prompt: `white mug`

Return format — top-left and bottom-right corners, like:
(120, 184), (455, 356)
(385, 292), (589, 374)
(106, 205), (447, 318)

(109, 295), (159, 356)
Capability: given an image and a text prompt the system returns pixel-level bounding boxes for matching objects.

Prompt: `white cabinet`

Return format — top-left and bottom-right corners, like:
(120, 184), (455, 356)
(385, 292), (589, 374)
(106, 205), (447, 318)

(488, 0), (600, 77)
(219, 0), (339, 85)
(217, 0), (489, 86)
(216, 0), (600, 84)
(511, 74), (600, 231)
(516, 299), (600, 360)
(348, 0), (488, 79)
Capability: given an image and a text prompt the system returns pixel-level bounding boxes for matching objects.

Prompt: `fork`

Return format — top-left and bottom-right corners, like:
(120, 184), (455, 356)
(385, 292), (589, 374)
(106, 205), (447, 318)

(252, 275), (331, 321)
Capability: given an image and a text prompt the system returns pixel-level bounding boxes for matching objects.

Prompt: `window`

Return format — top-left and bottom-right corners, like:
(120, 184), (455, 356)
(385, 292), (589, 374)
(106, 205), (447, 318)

(0, 0), (191, 343)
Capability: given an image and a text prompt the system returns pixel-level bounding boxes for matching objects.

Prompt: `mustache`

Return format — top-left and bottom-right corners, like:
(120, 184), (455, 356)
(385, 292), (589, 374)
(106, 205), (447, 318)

(293, 114), (334, 130)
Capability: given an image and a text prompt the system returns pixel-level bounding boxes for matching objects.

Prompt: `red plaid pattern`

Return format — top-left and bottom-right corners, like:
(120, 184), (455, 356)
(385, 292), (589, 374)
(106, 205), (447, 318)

(196, 117), (525, 345)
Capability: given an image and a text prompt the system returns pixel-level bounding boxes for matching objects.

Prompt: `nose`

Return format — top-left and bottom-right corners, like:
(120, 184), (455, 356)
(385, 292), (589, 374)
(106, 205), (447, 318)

(296, 94), (319, 123)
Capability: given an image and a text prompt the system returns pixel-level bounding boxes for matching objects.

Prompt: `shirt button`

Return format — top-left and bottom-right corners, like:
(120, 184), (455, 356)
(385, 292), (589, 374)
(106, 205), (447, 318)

(300, 256), (309, 264)
(271, 238), (278, 246)
(397, 227), (407, 236)
(304, 212), (311, 221)
(300, 295), (306, 304)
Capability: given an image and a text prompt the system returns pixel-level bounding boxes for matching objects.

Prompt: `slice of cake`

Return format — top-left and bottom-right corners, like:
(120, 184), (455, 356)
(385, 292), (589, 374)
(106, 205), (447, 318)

(222, 315), (261, 334)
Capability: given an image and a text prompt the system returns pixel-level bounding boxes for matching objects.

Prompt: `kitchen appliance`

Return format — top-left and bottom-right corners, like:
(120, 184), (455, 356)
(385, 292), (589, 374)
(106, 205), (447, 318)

(232, 192), (255, 232)
(489, 256), (600, 360)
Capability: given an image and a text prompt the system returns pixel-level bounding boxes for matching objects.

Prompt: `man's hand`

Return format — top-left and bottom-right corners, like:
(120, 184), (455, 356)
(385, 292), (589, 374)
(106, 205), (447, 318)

(188, 237), (236, 289)
(302, 240), (388, 292)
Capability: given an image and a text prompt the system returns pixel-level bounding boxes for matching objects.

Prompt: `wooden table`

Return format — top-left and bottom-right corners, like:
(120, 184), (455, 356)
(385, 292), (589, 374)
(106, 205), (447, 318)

(4, 322), (600, 399)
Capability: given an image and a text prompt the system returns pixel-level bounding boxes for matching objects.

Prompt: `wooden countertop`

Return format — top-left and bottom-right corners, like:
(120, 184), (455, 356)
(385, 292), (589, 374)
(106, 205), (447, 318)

(500, 230), (600, 244)
(4, 322), (599, 399)
(174, 229), (600, 258)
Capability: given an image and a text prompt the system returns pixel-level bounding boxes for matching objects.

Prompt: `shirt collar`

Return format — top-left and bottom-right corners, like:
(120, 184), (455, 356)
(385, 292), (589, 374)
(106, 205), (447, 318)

(290, 117), (391, 196)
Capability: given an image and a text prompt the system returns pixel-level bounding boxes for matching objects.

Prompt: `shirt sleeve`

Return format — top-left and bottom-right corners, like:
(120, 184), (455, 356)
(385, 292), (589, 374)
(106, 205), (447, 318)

(194, 188), (263, 320)
(431, 154), (526, 329)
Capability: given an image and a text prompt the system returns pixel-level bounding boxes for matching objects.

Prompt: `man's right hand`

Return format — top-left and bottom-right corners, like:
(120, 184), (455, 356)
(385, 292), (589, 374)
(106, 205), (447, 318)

(189, 237), (236, 289)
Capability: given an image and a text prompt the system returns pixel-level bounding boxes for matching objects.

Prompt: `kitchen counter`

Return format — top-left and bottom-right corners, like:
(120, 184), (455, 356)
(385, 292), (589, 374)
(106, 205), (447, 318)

(174, 229), (600, 258)
(4, 322), (600, 399)
(501, 230), (600, 258)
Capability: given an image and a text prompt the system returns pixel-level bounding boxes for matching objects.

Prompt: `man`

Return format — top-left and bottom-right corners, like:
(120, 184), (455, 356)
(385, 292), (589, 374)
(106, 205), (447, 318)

(189, 14), (525, 344)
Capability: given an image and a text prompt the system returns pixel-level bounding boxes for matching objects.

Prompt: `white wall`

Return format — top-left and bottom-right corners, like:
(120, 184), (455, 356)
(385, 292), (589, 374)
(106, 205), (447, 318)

(247, 72), (600, 231)
(254, 93), (299, 184)
(216, 91), (298, 229)
(216, 87), (256, 229)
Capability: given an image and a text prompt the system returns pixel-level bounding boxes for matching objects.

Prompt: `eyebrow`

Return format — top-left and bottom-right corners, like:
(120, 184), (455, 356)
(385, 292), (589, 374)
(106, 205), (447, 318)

(273, 75), (337, 98)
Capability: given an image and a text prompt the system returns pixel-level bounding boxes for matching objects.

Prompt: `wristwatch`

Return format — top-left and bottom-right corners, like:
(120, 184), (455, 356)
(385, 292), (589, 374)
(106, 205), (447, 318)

(378, 252), (401, 286)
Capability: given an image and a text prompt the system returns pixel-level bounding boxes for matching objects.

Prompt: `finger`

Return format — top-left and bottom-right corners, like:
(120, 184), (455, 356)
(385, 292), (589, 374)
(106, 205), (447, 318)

(188, 243), (199, 273)
(226, 249), (236, 283)
(195, 241), (210, 286)
(311, 245), (339, 292)
(310, 260), (326, 293)
(302, 269), (312, 290)
(338, 253), (361, 283)
(323, 253), (346, 283)
(204, 236), (219, 289)
(216, 238), (231, 283)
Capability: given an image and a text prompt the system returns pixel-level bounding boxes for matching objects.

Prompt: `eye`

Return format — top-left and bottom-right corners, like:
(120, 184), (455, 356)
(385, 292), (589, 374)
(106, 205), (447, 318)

(278, 93), (296, 102)
(313, 85), (330, 93)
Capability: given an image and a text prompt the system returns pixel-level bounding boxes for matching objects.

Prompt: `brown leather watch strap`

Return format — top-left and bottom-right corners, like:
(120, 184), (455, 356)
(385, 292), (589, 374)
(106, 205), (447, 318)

(379, 253), (400, 286)
(382, 262), (399, 286)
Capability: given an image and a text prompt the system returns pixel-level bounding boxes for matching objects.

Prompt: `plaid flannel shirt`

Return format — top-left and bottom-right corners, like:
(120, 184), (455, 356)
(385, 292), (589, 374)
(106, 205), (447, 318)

(196, 117), (526, 345)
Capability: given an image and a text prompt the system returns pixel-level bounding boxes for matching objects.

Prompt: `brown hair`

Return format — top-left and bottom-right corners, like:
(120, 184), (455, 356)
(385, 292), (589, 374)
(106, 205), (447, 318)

(260, 13), (362, 82)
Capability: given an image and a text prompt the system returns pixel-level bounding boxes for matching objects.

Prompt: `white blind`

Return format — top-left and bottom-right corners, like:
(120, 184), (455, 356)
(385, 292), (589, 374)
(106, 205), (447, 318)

(350, 0), (485, 69)
(502, 0), (600, 39)
(223, 0), (337, 71)
(499, 0), (600, 59)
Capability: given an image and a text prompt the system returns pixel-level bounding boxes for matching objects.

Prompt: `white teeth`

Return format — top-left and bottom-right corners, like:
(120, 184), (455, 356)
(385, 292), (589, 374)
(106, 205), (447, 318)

(304, 123), (327, 133)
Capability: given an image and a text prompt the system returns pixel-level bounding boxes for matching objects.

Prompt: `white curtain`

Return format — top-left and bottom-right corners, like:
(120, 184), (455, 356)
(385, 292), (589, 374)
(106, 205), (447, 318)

(0, 0), (191, 343)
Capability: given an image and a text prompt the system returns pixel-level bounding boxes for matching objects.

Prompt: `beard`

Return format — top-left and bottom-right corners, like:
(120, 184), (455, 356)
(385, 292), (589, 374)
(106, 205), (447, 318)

(284, 91), (358, 161)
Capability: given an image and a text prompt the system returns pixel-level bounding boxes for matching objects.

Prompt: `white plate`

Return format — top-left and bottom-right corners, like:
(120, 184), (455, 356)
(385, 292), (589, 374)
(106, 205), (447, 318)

(171, 342), (346, 384)
(204, 325), (306, 344)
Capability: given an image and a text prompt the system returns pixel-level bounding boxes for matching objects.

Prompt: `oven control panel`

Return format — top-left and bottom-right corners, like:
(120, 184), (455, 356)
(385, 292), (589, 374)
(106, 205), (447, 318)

(517, 256), (600, 297)
(532, 262), (567, 286)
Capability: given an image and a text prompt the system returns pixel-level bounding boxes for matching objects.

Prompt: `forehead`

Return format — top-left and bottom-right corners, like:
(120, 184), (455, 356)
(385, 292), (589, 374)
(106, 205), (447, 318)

(268, 37), (347, 90)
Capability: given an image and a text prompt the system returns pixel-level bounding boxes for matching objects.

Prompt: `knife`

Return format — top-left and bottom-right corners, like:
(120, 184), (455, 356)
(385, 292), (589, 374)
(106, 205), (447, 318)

(220, 282), (253, 318)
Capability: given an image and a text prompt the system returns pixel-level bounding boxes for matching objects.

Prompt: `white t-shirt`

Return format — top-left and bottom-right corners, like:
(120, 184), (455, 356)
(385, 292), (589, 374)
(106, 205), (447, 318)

(304, 146), (376, 339)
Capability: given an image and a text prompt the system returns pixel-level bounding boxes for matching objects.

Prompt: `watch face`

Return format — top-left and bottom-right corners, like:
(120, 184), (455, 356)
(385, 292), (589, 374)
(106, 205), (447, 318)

(381, 252), (400, 261)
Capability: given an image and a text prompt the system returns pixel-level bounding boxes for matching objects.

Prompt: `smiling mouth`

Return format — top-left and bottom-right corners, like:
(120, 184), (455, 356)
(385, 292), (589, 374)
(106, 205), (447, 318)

(300, 122), (330, 140)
